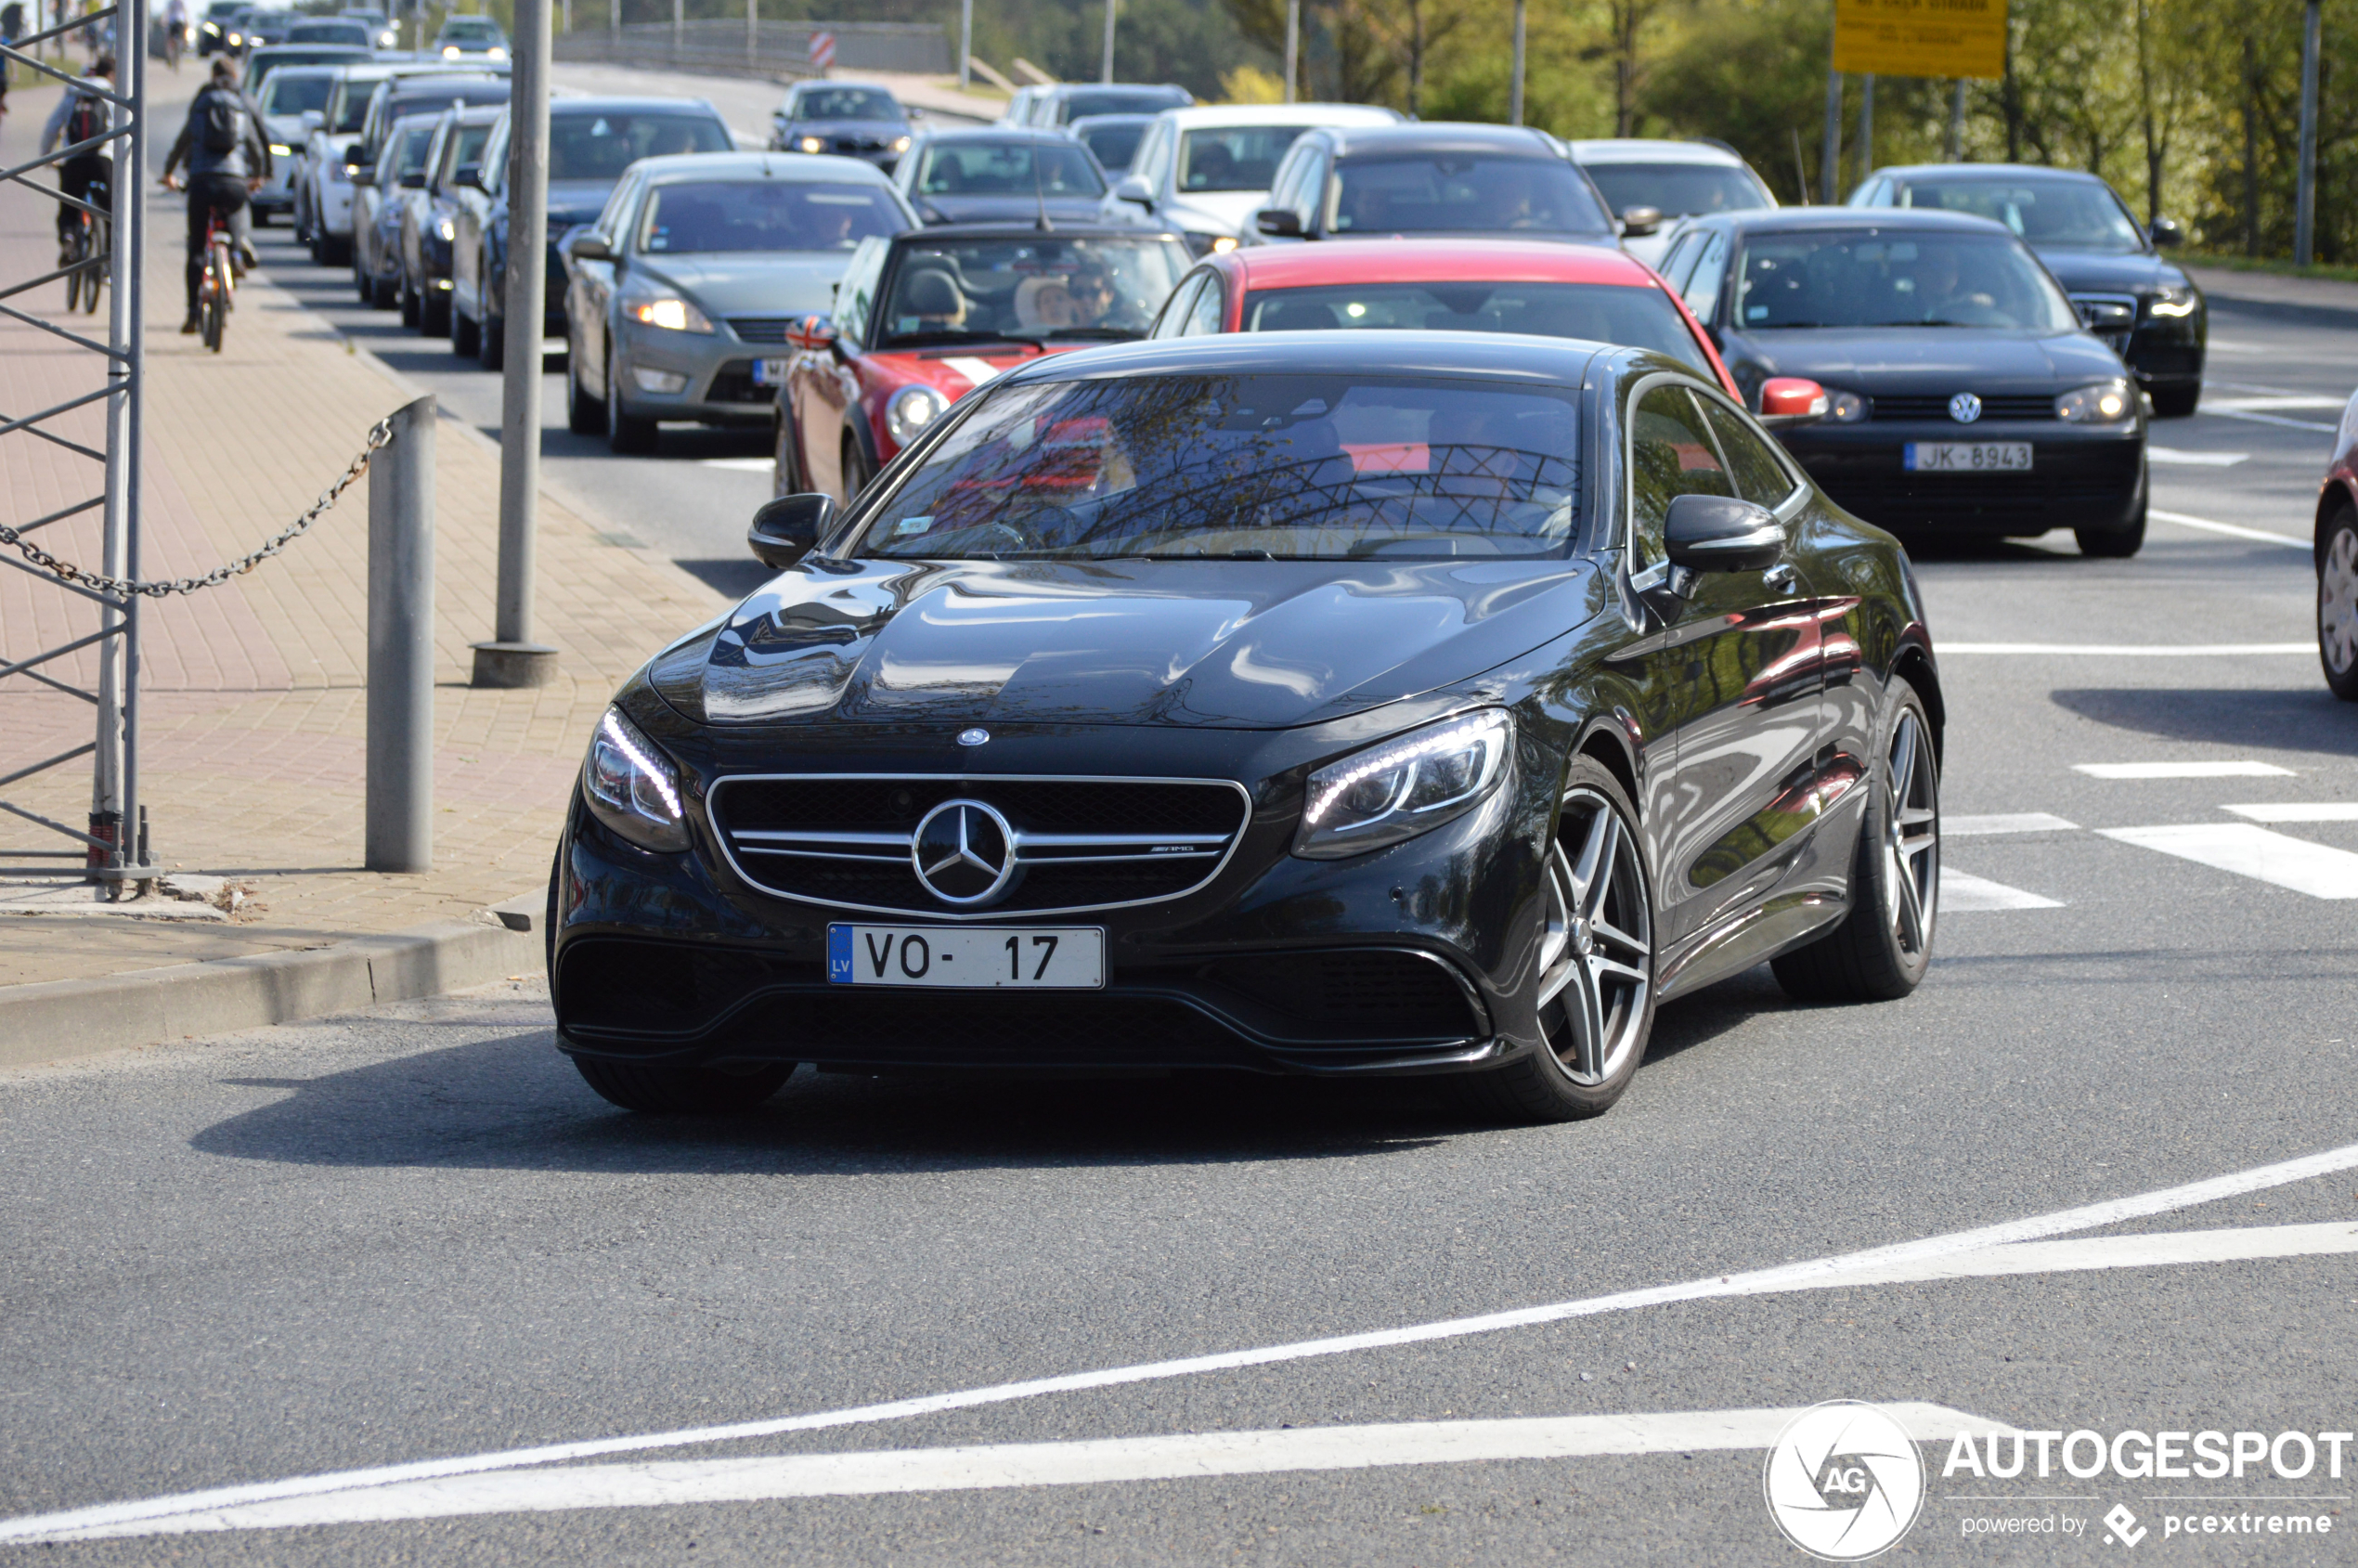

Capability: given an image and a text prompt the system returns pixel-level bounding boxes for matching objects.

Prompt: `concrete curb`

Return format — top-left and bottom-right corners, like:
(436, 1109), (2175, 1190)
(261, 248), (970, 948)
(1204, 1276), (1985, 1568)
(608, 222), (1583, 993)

(0, 891), (545, 1070)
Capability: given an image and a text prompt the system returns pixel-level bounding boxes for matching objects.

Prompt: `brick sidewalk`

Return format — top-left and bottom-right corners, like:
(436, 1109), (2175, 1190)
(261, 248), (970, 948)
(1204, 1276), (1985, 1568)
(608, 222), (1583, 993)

(0, 81), (732, 989)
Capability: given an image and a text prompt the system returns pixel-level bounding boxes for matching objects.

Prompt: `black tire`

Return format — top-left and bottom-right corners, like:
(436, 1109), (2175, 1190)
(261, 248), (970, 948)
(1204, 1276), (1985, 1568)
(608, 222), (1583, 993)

(201, 281), (226, 352)
(1458, 756), (1657, 1124)
(420, 284), (450, 337)
(772, 399), (805, 495)
(451, 300), (479, 358)
(2149, 383), (2200, 418)
(399, 278), (421, 328)
(565, 349), (604, 434)
(573, 1055), (795, 1114)
(840, 434), (872, 503)
(477, 305), (505, 369)
(2076, 497), (2145, 558)
(606, 348), (658, 453)
(355, 258), (374, 305)
(2320, 504), (2358, 701)
(1772, 680), (1940, 1002)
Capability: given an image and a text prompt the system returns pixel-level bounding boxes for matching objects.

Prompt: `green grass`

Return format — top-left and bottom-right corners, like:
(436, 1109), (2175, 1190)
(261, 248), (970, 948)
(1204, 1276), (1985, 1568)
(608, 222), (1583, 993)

(2181, 251), (2358, 287)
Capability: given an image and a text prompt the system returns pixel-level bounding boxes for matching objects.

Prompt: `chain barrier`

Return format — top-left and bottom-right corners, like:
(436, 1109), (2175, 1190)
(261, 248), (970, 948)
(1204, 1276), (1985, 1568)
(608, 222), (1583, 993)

(0, 416), (395, 598)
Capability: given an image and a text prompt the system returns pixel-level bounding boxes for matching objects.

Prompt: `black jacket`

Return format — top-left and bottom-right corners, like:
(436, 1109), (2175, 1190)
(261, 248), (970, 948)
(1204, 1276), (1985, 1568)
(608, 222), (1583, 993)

(164, 84), (271, 182)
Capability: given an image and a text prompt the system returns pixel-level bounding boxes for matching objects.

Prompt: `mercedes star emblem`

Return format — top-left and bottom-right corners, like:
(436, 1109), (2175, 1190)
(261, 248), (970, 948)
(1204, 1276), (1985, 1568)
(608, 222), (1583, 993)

(1948, 392), (1984, 424)
(957, 728), (991, 746)
(911, 798), (1017, 906)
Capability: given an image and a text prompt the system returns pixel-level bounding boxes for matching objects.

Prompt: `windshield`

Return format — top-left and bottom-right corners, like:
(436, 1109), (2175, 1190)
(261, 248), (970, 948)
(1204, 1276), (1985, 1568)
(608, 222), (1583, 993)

(1056, 87), (1186, 121)
(1898, 178), (2146, 253)
(1736, 229), (2079, 330)
(876, 237), (1187, 347)
(1178, 125), (1308, 193)
(260, 72), (331, 114)
(388, 123), (434, 175)
(854, 374), (1581, 562)
(914, 140), (1105, 198)
(638, 180), (902, 253)
(794, 87), (900, 122)
(439, 17), (501, 39)
(290, 20), (367, 43)
(1074, 121), (1145, 173)
(1242, 280), (1712, 377)
(1582, 161), (1768, 218)
(1331, 156), (1613, 238)
(549, 111), (729, 181)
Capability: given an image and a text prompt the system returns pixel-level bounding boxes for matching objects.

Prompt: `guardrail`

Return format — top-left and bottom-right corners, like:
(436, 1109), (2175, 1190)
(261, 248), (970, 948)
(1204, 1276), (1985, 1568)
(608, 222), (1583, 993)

(552, 18), (951, 80)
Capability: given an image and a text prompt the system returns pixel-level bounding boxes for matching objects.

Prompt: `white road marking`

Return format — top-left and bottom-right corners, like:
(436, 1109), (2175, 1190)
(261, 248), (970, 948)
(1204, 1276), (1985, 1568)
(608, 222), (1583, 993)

(2200, 408), (2339, 433)
(2075, 760), (2296, 779)
(2223, 802), (2358, 823)
(15, 1142), (2358, 1546)
(1941, 642), (2312, 655)
(940, 356), (1004, 387)
(1939, 868), (2064, 911)
(1946, 812), (2079, 836)
(2099, 823), (2358, 899)
(697, 457), (774, 473)
(26, 1406), (2015, 1540)
(2150, 510), (2309, 548)
(2201, 395), (2347, 411)
(2147, 447), (2249, 467)
(1824, 1220), (2358, 1289)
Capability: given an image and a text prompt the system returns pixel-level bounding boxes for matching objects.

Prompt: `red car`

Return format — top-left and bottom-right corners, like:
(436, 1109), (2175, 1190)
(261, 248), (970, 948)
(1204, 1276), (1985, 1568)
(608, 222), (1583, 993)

(1145, 237), (1748, 403)
(773, 223), (1194, 501)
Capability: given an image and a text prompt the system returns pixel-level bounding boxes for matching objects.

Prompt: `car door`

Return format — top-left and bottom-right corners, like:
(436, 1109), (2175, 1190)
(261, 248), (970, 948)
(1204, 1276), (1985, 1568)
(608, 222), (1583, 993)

(792, 235), (884, 501)
(1618, 377), (1825, 972)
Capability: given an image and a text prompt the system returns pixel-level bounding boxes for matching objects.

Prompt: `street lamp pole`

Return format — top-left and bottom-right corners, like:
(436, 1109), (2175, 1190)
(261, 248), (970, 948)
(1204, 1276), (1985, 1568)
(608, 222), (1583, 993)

(1100, 0), (1113, 83)
(1282, 0), (1297, 102)
(2297, 0), (2321, 266)
(957, 0), (970, 90)
(1509, 0), (1525, 126)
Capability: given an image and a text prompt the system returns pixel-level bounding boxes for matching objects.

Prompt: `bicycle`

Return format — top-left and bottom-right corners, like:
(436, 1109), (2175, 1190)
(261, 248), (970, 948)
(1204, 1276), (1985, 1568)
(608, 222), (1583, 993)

(60, 167), (110, 316)
(195, 205), (234, 351)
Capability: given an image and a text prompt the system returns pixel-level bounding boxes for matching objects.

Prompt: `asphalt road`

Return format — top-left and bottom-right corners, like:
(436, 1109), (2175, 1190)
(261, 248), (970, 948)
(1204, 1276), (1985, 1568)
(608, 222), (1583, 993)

(11, 88), (2357, 1565)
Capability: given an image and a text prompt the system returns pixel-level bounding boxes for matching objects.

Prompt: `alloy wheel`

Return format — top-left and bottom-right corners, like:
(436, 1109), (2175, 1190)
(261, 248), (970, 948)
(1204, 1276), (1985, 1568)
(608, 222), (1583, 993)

(1880, 709), (1940, 958)
(2322, 525), (2358, 676)
(1535, 788), (1652, 1086)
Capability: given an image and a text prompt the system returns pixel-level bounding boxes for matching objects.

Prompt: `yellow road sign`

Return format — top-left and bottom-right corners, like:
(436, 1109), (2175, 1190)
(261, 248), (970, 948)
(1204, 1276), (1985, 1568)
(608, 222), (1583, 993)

(1833, 0), (2007, 80)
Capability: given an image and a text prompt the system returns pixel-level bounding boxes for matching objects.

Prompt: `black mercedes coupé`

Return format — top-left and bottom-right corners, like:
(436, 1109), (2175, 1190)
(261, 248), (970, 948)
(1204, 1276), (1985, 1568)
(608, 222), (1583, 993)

(552, 333), (1943, 1122)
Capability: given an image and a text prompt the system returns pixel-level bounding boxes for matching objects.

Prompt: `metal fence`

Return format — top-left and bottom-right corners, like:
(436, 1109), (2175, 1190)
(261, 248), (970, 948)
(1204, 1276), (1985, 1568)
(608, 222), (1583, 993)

(553, 18), (950, 80)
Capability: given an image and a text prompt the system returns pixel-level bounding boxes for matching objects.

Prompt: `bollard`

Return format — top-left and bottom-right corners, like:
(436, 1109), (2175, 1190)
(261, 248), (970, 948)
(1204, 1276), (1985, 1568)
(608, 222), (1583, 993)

(366, 396), (436, 874)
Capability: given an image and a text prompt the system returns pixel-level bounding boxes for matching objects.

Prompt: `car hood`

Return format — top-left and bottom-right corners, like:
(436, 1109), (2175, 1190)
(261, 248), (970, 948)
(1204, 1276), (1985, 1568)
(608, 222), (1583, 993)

(541, 178), (615, 227)
(1730, 327), (2124, 392)
(655, 556), (1607, 729)
(2028, 246), (2185, 295)
(1160, 190), (1274, 236)
(783, 118), (906, 145)
(631, 253), (850, 319)
(913, 193), (1107, 227)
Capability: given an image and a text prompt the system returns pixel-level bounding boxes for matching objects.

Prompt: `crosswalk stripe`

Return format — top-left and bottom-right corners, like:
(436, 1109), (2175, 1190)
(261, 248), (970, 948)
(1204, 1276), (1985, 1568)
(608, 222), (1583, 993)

(1939, 868), (2063, 910)
(2098, 823), (2358, 899)
(1946, 812), (2079, 836)
(2074, 760), (2295, 779)
(2223, 802), (2358, 823)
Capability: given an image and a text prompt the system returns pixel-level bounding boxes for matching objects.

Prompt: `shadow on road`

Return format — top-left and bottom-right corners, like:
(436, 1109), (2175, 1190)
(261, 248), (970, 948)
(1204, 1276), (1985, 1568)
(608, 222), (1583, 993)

(2048, 685), (2358, 757)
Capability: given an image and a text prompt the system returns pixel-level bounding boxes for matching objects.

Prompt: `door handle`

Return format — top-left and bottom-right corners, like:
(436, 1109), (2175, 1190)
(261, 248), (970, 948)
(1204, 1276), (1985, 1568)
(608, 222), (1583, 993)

(1763, 563), (1800, 596)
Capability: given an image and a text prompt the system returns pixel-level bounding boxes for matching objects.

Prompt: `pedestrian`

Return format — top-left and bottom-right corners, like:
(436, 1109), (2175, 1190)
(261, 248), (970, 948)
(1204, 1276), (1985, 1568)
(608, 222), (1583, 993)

(161, 56), (270, 333)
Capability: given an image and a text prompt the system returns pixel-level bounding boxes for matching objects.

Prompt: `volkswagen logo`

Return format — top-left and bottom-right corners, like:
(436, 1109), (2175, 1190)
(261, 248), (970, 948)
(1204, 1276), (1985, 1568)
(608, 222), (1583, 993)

(1947, 392), (1983, 424)
(911, 798), (1017, 906)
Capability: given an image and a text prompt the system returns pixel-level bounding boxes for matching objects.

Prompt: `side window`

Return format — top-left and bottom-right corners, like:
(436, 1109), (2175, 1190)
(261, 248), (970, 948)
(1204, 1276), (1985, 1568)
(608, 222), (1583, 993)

(1182, 271), (1225, 334)
(1697, 395), (1799, 509)
(1680, 232), (1728, 327)
(834, 236), (886, 345)
(1150, 273), (1203, 339)
(1656, 232), (1697, 292)
(481, 123), (508, 194)
(1628, 383), (1736, 566)
(1132, 123), (1168, 188)
(1298, 152), (1330, 227)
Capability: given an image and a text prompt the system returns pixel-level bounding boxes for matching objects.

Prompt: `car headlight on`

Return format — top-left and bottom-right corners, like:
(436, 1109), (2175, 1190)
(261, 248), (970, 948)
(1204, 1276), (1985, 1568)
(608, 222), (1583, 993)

(2148, 283), (2198, 317)
(1294, 709), (1513, 860)
(625, 289), (714, 333)
(435, 215), (455, 240)
(441, 43), (460, 56)
(797, 135), (826, 154)
(1827, 389), (1869, 422)
(886, 383), (946, 447)
(889, 134), (912, 152)
(269, 142), (292, 156)
(2056, 377), (2136, 422)
(581, 708), (690, 851)
(486, 45), (506, 57)
(333, 160), (356, 182)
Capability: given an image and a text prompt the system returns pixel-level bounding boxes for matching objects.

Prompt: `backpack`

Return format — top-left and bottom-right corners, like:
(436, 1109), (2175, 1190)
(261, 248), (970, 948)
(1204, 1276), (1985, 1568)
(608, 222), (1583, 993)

(200, 87), (245, 155)
(66, 87), (103, 147)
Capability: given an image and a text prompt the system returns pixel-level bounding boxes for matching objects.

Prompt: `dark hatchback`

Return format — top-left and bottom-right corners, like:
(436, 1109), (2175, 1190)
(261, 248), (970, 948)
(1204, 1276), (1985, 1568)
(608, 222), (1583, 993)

(552, 333), (1945, 1122)
(768, 81), (913, 172)
(1659, 207), (2148, 555)
(1248, 123), (1617, 247)
(892, 129), (1110, 227)
(1851, 163), (2205, 416)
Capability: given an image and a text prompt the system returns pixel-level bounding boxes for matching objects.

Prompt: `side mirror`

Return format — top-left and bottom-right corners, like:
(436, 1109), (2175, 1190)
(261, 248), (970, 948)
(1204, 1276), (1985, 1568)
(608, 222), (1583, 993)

(1620, 203), (1662, 238)
(398, 169), (427, 188)
(1254, 207), (1302, 238)
(748, 493), (836, 570)
(1664, 493), (1783, 573)
(1756, 376), (1828, 430)
(300, 109), (324, 130)
(784, 314), (836, 352)
(1113, 174), (1153, 207)
(565, 230), (613, 262)
(2148, 214), (2184, 248)
(454, 164), (482, 188)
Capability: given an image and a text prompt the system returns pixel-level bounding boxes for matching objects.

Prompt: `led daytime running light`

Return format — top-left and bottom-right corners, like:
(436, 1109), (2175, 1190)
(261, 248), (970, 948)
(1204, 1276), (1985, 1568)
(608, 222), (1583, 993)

(1303, 711), (1509, 831)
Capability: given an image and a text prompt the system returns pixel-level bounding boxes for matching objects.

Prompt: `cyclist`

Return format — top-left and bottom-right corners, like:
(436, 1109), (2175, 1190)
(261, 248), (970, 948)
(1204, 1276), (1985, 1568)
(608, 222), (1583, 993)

(162, 56), (269, 334)
(162, 0), (187, 68)
(38, 54), (113, 270)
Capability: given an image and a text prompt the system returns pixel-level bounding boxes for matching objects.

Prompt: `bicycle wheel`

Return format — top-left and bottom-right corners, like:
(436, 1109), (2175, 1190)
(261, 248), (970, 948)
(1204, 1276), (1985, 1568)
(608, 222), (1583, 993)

(62, 222), (85, 312)
(80, 220), (107, 316)
(207, 239), (234, 352)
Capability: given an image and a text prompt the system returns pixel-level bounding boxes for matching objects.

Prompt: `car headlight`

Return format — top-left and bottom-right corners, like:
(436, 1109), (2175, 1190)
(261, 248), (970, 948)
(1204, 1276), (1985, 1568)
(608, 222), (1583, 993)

(435, 216), (454, 240)
(625, 289), (714, 333)
(582, 708), (690, 851)
(886, 383), (946, 447)
(486, 45), (506, 57)
(1294, 709), (1512, 860)
(441, 43), (459, 56)
(269, 142), (291, 156)
(332, 161), (356, 183)
(1823, 389), (1869, 422)
(2056, 378), (2135, 422)
(797, 135), (826, 154)
(2148, 283), (2197, 318)
(889, 134), (912, 152)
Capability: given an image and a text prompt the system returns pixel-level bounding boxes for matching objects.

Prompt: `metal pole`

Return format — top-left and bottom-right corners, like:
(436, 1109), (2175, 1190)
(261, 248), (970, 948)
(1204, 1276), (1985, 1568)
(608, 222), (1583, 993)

(745, 0), (754, 68)
(669, 0), (679, 63)
(1947, 78), (1965, 162)
(957, 0), (970, 90)
(1282, 0), (1296, 103)
(2297, 0), (2321, 266)
(1856, 72), (1872, 189)
(91, 6), (144, 893)
(475, 0), (557, 687)
(607, 0), (615, 48)
(1099, 0), (1113, 83)
(366, 395), (436, 874)
(1509, 0), (1525, 126)
(1820, 67), (1840, 203)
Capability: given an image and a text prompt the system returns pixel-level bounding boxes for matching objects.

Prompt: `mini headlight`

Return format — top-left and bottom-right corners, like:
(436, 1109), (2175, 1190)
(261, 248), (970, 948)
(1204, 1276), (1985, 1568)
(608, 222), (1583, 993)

(2057, 378), (2135, 422)
(2148, 283), (2197, 318)
(581, 707), (689, 851)
(797, 135), (826, 154)
(886, 383), (946, 447)
(1827, 390), (1869, 423)
(626, 292), (714, 333)
(1295, 709), (1512, 860)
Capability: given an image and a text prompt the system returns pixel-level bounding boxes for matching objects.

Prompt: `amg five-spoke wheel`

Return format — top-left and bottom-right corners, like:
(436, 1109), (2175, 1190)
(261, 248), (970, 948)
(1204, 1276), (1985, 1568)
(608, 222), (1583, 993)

(1536, 789), (1653, 1087)
(2321, 508), (2358, 701)
(1879, 706), (1940, 961)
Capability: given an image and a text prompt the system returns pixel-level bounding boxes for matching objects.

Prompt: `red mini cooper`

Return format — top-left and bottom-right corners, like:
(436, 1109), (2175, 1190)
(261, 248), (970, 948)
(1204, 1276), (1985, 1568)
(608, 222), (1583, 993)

(772, 223), (1193, 501)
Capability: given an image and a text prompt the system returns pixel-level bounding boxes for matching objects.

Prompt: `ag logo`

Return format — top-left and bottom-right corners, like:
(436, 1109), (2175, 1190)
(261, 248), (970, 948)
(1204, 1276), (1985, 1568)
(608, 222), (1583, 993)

(1762, 1401), (1924, 1561)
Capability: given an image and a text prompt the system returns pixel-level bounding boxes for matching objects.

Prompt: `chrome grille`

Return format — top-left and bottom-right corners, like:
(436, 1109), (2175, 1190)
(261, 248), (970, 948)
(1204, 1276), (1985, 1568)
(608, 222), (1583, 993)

(730, 317), (798, 344)
(708, 774), (1253, 918)
(1871, 393), (2056, 421)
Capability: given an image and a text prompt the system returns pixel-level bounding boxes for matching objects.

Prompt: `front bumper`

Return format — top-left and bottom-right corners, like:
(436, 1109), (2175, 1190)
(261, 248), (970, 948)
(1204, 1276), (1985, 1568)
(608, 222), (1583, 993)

(1780, 419), (2146, 537)
(611, 319), (790, 428)
(319, 182), (355, 238)
(551, 707), (1554, 1077)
